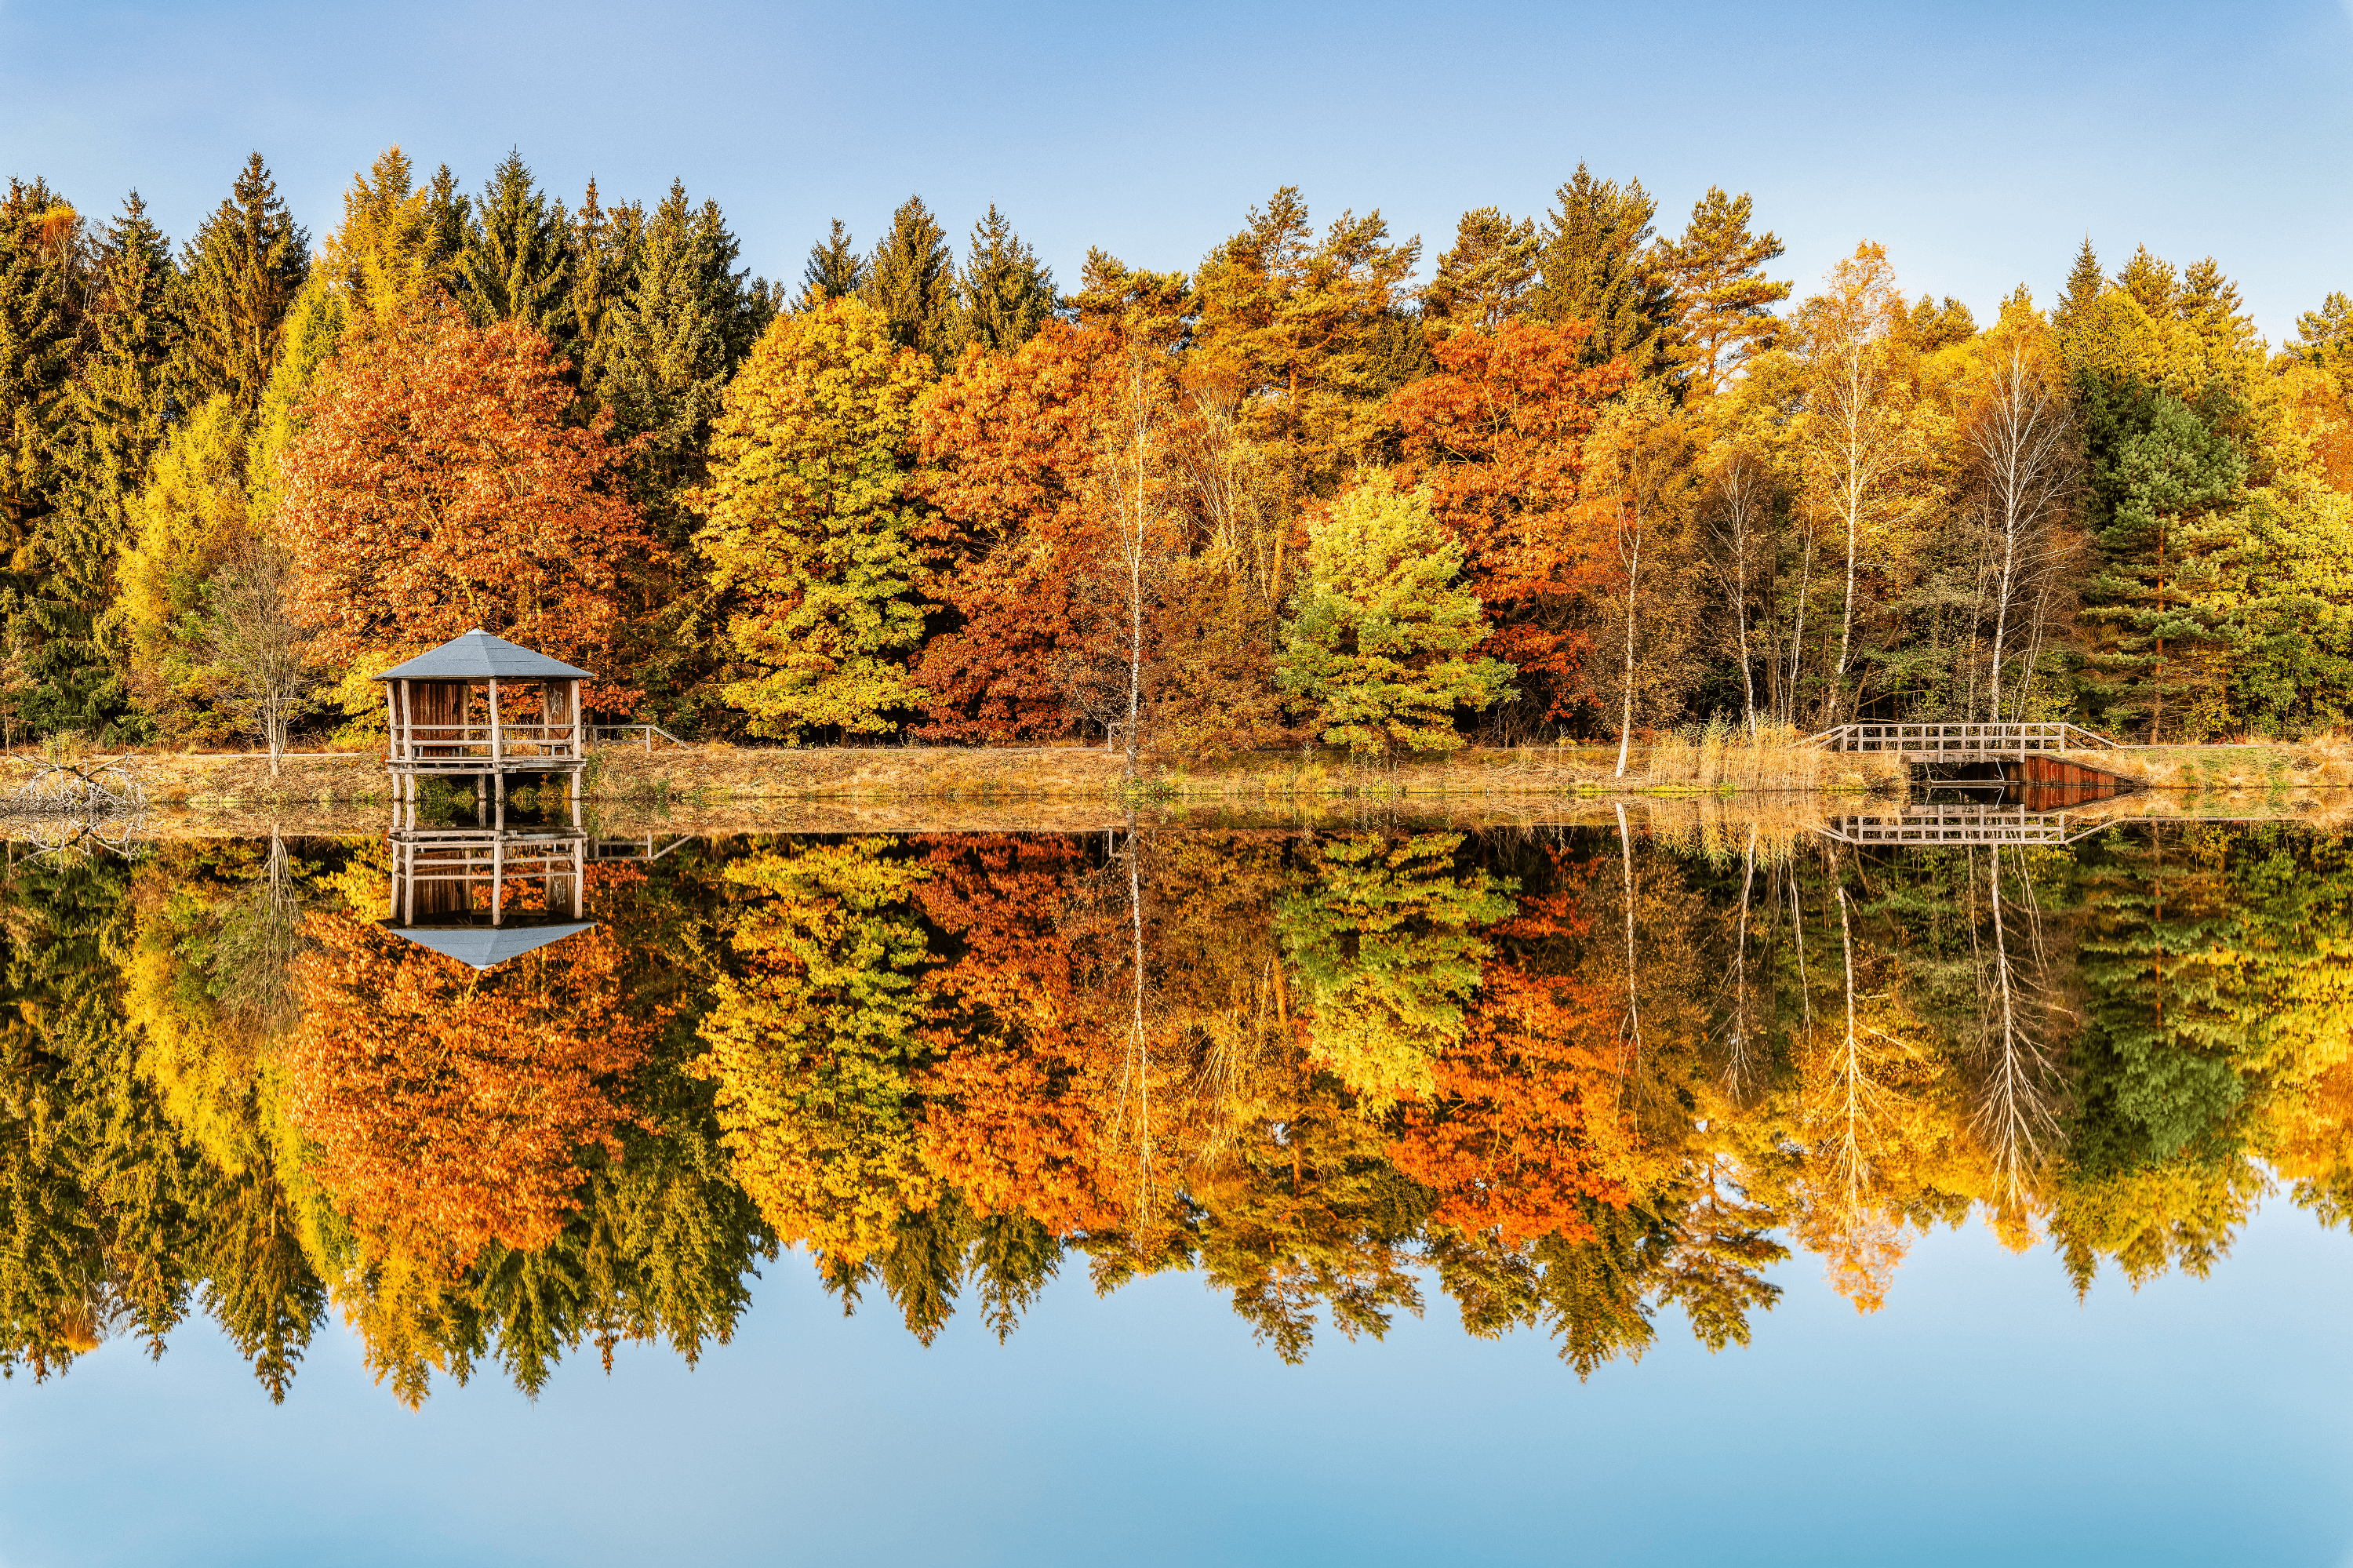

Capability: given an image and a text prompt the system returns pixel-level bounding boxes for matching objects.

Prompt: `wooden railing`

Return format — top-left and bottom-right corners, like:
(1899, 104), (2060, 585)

(1819, 806), (2109, 846)
(588, 723), (685, 753)
(387, 825), (587, 924)
(391, 722), (583, 766)
(1806, 722), (2119, 756)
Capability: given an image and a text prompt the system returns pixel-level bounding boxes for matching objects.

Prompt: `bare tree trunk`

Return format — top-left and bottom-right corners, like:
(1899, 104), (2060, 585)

(1616, 802), (1641, 1082)
(1614, 500), (1643, 779)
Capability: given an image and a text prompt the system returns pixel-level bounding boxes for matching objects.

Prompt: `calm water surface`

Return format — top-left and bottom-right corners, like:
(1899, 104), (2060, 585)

(3, 806), (2351, 1565)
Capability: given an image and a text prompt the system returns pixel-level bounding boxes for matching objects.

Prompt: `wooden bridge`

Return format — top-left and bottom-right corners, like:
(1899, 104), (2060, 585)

(1818, 805), (2113, 847)
(1806, 722), (2122, 764)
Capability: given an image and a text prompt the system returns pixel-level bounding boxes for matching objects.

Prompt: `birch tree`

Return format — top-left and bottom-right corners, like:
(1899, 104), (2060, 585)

(1964, 310), (2082, 722)
(1587, 383), (1696, 777)
(1795, 243), (1933, 727)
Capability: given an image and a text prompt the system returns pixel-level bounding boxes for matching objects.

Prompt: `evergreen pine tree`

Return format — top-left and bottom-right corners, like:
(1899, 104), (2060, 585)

(955, 206), (1055, 354)
(591, 182), (778, 723)
(1658, 187), (1788, 395)
(45, 195), (178, 734)
(799, 219), (866, 307)
(861, 195), (958, 362)
(2076, 382), (2246, 741)
(170, 154), (308, 413)
(458, 150), (573, 344)
(2055, 237), (2103, 332)
(1525, 165), (1679, 377)
(1422, 207), (1539, 336)
(566, 177), (642, 409)
(0, 180), (86, 560)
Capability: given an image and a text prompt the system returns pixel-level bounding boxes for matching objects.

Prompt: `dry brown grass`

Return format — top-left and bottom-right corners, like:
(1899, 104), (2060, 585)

(2095, 737), (2353, 791)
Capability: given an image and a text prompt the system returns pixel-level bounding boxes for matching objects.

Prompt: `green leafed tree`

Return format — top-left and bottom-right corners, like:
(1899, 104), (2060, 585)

(697, 299), (937, 740)
(1276, 471), (1513, 755)
(169, 153), (308, 414)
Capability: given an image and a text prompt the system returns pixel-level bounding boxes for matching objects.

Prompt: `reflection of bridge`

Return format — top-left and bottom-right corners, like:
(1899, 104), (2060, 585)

(1809, 722), (2124, 767)
(1818, 805), (2112, 846)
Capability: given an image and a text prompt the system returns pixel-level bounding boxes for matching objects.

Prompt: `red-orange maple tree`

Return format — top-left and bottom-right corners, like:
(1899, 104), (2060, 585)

(911, 323), (1130, 741)
(1389, 321), (1632, 729)
(277, 302), (657, 698)
(284, 904), (664, 1281)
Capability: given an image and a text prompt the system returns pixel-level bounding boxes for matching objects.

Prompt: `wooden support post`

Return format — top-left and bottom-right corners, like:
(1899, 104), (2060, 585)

(491, 832), (505, 927)
(489, 678), (503, 768)
(570, 837), (584, 920)
(384, 684), (398, 762)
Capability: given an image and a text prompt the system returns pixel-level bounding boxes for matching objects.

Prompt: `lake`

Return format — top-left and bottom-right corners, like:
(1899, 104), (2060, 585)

(2, 797), (2350, 1565)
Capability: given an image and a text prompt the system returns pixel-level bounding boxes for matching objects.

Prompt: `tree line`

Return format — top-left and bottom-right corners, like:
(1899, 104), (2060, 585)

(3, 817), (2346, 1400)
(4, 147), (2351, 761)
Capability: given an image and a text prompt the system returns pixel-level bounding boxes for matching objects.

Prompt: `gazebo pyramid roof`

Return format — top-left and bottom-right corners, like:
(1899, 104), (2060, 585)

(376, 629), (595, 682)
(384, 922), (596, 970)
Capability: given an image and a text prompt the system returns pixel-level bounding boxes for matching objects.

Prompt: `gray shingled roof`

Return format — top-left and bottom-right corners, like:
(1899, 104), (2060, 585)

(384, 922), (597, 970)
(375, 629), (595, 682)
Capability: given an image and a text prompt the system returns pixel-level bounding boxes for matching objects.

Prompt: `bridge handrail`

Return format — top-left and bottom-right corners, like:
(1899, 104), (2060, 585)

(1803, 722), (2122, 754)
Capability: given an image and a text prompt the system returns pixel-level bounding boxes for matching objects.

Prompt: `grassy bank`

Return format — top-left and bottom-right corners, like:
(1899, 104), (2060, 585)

(2093, 738), (2353, 790)
(12, 737), (2353, 810)
(0, 735), (1907, 808)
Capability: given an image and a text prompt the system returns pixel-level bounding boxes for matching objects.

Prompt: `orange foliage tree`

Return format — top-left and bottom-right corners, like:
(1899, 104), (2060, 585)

(909, 835), (1117, 1235)
(284, 911), (661, 1282)
(277, 301), (658, 697)
(911, 322), (1136, 740)
(1389, 864), (1636, 1247)
(1390, 320), (1631, 734)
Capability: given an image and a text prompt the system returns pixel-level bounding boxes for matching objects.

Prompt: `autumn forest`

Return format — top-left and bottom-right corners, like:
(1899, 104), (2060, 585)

(5, 147), (2353, 762)
(4, 811), (2350, 1403)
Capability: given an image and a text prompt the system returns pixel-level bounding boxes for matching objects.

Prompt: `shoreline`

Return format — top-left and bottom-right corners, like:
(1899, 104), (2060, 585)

(0, 737), (2344, 811)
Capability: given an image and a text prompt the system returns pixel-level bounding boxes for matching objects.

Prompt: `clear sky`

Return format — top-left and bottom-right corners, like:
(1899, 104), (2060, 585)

(5, 1206), (2351, 1566)
(4, 0), (2350, 340)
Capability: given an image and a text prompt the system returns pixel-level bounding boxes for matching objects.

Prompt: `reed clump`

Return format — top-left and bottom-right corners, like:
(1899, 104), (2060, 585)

(1635, 718), (1897, 793)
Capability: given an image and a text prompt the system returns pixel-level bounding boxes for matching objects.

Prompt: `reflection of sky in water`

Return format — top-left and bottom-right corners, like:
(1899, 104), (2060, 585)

(5, 1204), (2349, 1567)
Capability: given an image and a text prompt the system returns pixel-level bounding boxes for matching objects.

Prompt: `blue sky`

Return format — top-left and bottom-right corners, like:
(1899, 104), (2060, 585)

(4, 1), (2350, 339)
(6, 1205), (2353, 1566)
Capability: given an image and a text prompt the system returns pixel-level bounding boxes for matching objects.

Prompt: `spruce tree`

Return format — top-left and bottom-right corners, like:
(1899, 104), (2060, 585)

(2076, 382), (2246, 741)
(595, 181), (774, 504)
(1525, 165), (1679, 377)
(0, 180), (86, 558)
(567, 177), (642, 407)
(1422, 207), (1539, 336)
(591, 183), (777, 723)
(861, 195), (958, 362)
(955, 206), (1055, 354)
(458, 150), (573, 344)
(170, 153), (308, 413)
(799, 219), (866, 307)
(45, 195), (178, 734)
(1658, 187), (1788, 395)
(2054, 238), (2103, 333)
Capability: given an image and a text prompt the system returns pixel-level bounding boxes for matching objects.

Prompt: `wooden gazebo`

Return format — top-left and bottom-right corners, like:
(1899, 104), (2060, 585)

(377, 629), (591, 806)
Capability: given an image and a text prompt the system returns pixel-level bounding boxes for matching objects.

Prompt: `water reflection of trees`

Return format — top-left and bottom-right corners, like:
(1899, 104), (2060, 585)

(3, 817), (2352, 1402)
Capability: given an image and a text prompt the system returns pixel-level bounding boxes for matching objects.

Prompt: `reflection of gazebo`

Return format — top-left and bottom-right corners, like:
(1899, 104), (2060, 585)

(384, 818), (593, 970)
(378, 629), (591, 809)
